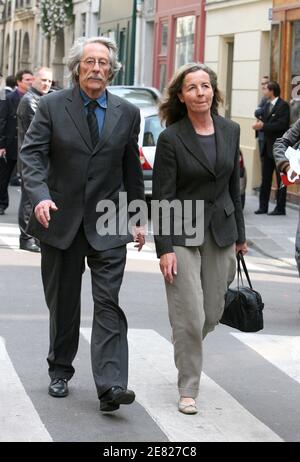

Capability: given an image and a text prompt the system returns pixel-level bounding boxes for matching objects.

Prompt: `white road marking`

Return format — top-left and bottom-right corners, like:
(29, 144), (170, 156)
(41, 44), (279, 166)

(232, 333), (300, 384)
(80, 328), (282, 442)
(0, 337), (52, 442)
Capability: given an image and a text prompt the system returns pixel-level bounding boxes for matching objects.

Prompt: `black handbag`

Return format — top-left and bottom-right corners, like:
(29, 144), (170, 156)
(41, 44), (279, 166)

(220, 252), (264, 332)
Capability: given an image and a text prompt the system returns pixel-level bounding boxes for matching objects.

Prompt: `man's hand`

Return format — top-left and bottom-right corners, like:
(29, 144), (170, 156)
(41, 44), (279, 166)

(132, 225), (146, 252)
(252, 120), (264, 131)
(236, 242), (248, 255)
(34, 200), (58, 229)
(0, 148), (6, 158)
(160, 252), (177, 284)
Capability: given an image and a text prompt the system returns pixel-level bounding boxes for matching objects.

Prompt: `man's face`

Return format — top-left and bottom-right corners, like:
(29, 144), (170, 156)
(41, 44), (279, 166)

(261, 79), (269, 97)
(78, 43), (111, 97)
(33, 70), (53, 95)
(17, 73), (33, 93)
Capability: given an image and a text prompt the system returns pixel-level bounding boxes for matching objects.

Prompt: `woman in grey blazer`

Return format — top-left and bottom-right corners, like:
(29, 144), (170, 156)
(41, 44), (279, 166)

(153, 63), (247, 415)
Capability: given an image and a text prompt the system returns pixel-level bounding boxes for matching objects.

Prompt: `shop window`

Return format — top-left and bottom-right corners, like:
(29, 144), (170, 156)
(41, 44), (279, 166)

(174, 15), (195, 70)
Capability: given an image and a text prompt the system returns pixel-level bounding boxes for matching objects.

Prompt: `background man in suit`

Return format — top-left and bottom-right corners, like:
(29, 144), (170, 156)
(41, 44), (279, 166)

(0, 75), (16, 100)
(254, 76), (269, 162)
(17, 67), (53, 253)
(0, 69), (33, 215)
(252, 81), (290, 215)
(20, 37), (145, 412)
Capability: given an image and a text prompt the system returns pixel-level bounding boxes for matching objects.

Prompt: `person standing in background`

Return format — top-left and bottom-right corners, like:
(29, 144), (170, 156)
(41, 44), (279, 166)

(252, 81), (290, 216)
(0, 69), (33, 215)
(17, 67), (53, 252)
(254, 76), (269, 163)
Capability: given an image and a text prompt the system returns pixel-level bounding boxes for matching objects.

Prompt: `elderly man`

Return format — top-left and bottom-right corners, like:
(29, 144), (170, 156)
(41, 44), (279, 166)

(17, 67), (53, 252)
(20, 37), (145, 412)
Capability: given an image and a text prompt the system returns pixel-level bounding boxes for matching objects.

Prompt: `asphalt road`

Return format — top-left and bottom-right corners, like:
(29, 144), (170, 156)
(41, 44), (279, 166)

(1, 187), (300, 443)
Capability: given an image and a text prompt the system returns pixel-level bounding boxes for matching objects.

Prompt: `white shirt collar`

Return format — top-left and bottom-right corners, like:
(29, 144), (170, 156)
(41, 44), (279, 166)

(271, 97), (279, 106)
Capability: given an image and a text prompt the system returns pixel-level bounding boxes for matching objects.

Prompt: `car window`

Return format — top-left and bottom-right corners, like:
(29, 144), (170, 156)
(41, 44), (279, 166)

(143, 115), (164, 146)
(109, 88), (158, 107)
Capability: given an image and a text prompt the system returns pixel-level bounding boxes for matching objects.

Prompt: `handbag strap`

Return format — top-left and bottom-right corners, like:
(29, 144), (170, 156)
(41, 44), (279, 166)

(237, 251), (253, 290)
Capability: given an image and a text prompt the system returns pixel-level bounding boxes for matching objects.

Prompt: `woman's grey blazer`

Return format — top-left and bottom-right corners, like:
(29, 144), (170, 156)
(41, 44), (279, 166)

(153, 114), (246, 257)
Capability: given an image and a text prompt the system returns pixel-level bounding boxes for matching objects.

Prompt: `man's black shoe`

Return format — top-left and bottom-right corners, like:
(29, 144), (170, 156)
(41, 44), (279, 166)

(48, 378), (69, 398)
(0, 207), (4, 216)
(19, 239), (41, 253)
(254, 209), (268, 215)
(100, 386), (135, 412)
(268, 209), (286, 216)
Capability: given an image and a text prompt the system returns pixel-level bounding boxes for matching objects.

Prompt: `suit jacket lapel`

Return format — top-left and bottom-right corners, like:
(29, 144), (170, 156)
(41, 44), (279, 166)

(266, 98), (281, 121)
(93, 91), (122, 153)
(177, 116), (215, 176)
(212, 114), (228, 176)
(65, 85), (93, 151)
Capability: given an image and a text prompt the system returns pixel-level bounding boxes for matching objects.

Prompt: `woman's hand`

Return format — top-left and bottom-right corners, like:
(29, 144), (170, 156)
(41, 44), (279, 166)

(159, 252), (177, 284)
(236, 241), (248, 255)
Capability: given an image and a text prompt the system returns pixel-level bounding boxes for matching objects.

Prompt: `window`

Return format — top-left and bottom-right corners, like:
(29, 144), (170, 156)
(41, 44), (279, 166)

(291, 21), (300, 78)
(160, 23), (168, 55)
(143, 115), (164, 147)
(81, 13), (86, 37)
(270, 23), (281, 82)
(174, 16), (195, 70)
(159, 63), (166, 93)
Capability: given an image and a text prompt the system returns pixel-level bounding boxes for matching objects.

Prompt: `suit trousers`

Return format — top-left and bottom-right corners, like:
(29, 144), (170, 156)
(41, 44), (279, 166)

(0, 157), (17, 209)
(259, 154), (286, 213)
(18, 179), (34, 241)
(164, 229), (236, 398)
(40, 224), (128, 398)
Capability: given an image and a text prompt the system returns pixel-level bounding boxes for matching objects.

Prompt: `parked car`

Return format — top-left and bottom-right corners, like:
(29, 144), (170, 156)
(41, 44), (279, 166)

(138, 107), (165, 199)
(108, 85), (161, 108)
(239, 150), (247, 209)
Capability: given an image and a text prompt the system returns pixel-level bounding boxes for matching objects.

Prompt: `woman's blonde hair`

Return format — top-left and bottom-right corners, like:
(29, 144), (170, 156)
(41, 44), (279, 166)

(159, 62), (223, 126)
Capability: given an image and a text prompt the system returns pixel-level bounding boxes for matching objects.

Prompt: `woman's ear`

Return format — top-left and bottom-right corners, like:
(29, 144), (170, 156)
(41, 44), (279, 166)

(177, 92), (184, 103)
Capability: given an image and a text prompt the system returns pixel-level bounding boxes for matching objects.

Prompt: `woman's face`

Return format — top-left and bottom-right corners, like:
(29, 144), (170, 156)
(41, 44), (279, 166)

(178, 69), (214, 116)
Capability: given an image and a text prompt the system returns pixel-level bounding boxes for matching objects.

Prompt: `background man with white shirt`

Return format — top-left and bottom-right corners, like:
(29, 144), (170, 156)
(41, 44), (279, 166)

(252, 81), (290, 216)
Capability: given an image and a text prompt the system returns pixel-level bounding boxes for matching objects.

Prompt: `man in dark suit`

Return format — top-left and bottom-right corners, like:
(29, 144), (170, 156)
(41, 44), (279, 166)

(0, 69), (33, 215)
(20, 37), (145, 412)
(253, 81), (290, 215)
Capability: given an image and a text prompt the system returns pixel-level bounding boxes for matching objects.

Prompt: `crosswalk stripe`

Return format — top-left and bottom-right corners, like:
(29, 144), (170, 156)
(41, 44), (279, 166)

(231, 333), (300, 384)
(80, 328), (282, 442)
(0, 337), (52, 442)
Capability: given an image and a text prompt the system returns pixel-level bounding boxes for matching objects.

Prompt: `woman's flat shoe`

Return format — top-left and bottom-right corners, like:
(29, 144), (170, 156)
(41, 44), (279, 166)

(178, 400), (198, 415)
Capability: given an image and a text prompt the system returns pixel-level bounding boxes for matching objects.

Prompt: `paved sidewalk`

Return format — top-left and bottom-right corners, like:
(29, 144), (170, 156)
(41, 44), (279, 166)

(244, 194), (299, 267)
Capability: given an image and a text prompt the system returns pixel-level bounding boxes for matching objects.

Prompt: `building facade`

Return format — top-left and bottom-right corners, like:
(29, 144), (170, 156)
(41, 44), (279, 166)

(205, 0), (272, 195)
(0, 1), (101, 88)
(153, 0), (205, 93)
(98, 0), (137, 85)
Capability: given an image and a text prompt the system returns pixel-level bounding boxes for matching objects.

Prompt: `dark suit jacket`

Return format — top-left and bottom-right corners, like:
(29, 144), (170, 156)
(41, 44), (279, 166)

(261, 97), (290, 159)
(0, 89), (22, 160)
(153, 114), (246, 257)
(19, 85), (145, 250)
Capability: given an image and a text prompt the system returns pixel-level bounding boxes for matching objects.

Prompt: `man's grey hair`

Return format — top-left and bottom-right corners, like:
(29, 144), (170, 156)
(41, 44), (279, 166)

(67, 36), (122, 85)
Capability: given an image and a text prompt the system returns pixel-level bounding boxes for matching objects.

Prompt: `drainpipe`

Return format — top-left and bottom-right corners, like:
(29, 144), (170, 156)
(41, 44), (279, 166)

(129, 0), (137, 85)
